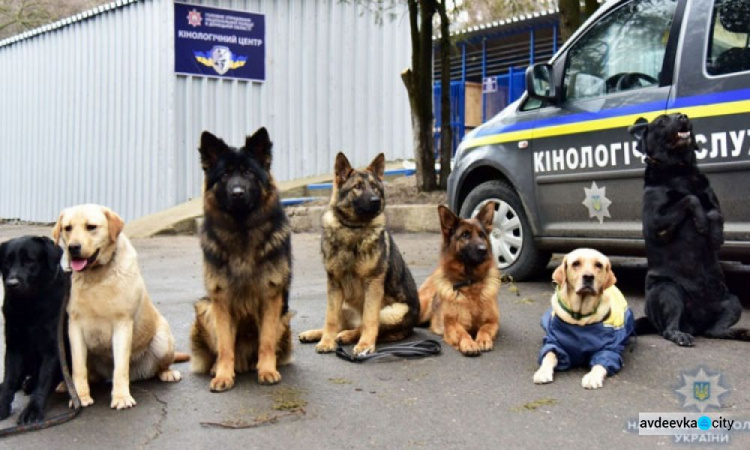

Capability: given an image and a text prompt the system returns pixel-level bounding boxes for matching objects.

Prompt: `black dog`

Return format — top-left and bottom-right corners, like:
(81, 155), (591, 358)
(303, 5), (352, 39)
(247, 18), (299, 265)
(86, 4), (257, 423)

(630, 113), (748, 346)
(0, 236), (69, 424)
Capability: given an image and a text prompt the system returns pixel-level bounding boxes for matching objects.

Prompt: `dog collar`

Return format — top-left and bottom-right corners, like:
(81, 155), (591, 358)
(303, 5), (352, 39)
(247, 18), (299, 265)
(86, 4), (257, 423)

(556, 286), (600, 320)
(453, 279), (474, 290)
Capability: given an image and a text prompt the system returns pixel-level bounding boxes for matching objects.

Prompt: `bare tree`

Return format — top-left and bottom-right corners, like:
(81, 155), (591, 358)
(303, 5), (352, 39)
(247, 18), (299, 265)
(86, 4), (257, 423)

(0, 0), (105, 40)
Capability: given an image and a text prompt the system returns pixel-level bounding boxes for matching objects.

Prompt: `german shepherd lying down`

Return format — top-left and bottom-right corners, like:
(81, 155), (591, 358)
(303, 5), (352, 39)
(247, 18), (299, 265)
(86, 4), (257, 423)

(630, 113), (748, 346)
(418, 204), (501, 356)
(190, 128), (293, 392)
(298, 153), (420, 356)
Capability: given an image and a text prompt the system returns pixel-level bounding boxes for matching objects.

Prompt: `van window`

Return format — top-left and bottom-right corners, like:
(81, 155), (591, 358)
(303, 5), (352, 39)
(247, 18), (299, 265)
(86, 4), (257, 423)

(563, 0), (677, 101)
(707, 0), (750, 75)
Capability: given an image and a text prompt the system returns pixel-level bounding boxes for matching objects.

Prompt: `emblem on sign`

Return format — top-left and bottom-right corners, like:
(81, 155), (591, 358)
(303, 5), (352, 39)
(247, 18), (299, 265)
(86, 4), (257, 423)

(187, 9), (202, 27)
(193, 46), (247, 75)
(582, 181), (612, 223)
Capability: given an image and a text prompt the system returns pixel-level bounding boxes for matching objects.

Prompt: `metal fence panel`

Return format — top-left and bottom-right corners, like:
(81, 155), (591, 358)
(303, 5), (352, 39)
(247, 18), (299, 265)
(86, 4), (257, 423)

(0, 0), (412, 222)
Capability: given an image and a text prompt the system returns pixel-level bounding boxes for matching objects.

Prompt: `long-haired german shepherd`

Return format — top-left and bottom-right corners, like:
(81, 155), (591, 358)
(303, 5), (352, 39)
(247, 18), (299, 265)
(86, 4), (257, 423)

(418, 204), (501, 356)
(298, 152), (420, 356)
(190, 127), (293, 392)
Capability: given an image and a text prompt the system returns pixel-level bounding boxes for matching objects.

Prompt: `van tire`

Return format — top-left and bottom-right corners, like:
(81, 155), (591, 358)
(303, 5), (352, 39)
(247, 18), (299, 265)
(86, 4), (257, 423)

(459, 180), (550, 281)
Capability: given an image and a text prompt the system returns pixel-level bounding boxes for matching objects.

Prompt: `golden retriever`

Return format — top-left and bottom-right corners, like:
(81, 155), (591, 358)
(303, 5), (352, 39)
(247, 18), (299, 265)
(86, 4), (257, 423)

(533, 248), (634, 389)
(53, 204), (186, 409)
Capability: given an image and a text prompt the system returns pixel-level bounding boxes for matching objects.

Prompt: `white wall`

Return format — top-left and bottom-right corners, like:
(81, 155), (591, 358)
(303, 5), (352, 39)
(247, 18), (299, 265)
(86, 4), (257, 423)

(0, 0), (412, 222)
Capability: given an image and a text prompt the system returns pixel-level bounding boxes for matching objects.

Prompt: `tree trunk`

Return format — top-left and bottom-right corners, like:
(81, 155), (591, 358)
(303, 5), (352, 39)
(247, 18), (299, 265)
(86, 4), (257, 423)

(584, 0), (600, 17)
(401, 0), (438, 192)
(437, 0), (452, 190)
(558, 0), (582, 42)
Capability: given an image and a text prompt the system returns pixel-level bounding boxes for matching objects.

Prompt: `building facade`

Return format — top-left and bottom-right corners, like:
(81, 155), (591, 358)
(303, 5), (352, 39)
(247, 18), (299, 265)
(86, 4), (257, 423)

(0, 0), (411, 222)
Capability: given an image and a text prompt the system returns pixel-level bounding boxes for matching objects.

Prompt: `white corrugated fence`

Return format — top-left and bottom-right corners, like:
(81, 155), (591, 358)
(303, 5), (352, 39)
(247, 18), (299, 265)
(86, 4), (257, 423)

(0, 0), (412, 222)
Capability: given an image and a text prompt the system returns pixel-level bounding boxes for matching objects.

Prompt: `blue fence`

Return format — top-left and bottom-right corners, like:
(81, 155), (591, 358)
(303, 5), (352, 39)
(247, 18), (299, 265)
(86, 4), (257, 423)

(433, 66), (527, 155)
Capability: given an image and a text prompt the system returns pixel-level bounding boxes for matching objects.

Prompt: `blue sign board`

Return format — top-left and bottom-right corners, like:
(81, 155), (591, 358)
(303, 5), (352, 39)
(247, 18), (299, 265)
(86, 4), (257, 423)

(174, 2), (265, 81)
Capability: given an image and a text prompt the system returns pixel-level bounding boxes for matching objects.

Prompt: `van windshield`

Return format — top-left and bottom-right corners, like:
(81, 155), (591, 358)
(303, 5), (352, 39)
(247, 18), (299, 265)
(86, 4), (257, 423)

(563, 0), (677, 100)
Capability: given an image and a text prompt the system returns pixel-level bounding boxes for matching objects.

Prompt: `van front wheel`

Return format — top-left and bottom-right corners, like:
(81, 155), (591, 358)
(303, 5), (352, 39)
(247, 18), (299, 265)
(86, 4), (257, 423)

(459, 180), (550, 281)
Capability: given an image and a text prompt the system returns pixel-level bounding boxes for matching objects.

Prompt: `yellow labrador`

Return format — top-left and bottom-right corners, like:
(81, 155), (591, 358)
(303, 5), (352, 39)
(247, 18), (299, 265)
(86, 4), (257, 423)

(533, 248), (634, 390)
(53, 204), (185, 409)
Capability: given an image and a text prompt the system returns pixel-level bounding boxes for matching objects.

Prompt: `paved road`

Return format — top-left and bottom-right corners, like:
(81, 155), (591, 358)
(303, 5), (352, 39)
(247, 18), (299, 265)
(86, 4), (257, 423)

(1, 224), (749, 449)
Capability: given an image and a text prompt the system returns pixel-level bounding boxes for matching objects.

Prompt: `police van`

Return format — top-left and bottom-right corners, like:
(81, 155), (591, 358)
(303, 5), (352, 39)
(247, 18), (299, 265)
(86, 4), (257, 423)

(447, 0), (750, 280)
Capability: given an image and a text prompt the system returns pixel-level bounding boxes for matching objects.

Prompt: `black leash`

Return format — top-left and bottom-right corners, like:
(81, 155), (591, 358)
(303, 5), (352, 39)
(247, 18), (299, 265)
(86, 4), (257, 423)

(0, 288), (82, 438)
(335, 339), (442, 363)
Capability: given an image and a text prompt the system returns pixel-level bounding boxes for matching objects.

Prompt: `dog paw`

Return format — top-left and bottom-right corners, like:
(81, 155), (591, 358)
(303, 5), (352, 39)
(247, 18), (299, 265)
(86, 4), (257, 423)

(298, 330), (322, 343)
(315, 339), (337, 353)
(209, 375), (235, 392)
(336, 329), (360, 345)
(693, 217), (708, 234)
(71, 393), (94, 408)
(459, 339), (481, 357)
(476, 336), (494, 352)
(111, 394), (137, 410)
(258, 370), (282, 385)
(18, 401), (44, 424)
(353, 342), (376, 357)
(158, 369), (182, 382)
(533, 368), (554, 384)
(665, 330), (695, 347)
(581, 373), (605, 390)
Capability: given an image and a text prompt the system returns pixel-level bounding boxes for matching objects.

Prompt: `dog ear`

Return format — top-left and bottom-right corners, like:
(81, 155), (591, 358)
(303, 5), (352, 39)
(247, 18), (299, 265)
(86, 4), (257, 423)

(32, 237), (61, 272)
(199, 131), (230, 171)
(335, 153), (353, 186)
(367, 153), (386, 180)
(552, 256), (567, 287)
(628, 117), (649, 140)
(475, 201), (496, 232)
(437, 205), (460, 242)
(52, 211), (64, 245)
(245, 127), (273, 171)
(603, 261), (617, 290)
(103, 208), (125, 243)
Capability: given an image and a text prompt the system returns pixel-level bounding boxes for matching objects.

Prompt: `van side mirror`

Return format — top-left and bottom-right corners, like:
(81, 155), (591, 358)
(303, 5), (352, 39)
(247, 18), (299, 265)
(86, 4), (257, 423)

(525, 63), (557, 103)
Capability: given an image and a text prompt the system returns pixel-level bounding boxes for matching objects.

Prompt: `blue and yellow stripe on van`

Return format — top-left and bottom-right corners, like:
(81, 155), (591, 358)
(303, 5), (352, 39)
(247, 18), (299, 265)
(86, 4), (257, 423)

(463, 88), (750, 149)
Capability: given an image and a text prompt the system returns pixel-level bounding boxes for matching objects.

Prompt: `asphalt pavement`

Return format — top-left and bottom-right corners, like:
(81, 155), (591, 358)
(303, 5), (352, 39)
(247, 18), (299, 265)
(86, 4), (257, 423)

(1, 224), (749, 449)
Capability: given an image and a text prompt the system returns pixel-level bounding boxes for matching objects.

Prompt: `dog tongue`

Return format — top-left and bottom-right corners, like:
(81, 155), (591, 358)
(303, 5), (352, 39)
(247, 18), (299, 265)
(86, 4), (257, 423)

(71, 259), (88, 272)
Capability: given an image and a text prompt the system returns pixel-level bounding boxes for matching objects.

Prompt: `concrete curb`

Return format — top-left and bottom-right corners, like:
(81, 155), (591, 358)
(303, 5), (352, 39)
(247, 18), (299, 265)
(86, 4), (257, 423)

(124, 162), (407, 238)
(286, 204), (440, 233)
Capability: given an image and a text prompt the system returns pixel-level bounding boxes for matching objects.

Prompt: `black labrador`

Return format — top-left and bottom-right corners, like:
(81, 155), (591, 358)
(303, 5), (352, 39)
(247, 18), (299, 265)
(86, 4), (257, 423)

(629, 113), (749, 346)
(0, 236), (69, 424)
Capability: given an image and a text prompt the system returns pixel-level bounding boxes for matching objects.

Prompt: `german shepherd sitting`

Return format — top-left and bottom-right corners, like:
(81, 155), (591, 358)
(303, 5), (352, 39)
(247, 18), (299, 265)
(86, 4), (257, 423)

(190, 128), (293, 392)
(298, 153), (420, 356)
(418, 204), (501, 356)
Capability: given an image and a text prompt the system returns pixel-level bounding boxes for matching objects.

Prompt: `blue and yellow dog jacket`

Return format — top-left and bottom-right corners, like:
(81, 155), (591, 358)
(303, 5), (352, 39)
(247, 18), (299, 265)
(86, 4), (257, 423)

(538, 286), (635, 375)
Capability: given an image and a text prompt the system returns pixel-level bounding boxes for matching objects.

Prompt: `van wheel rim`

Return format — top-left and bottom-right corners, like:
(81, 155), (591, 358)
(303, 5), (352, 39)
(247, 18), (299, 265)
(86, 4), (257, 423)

(472, 199), (523, 270)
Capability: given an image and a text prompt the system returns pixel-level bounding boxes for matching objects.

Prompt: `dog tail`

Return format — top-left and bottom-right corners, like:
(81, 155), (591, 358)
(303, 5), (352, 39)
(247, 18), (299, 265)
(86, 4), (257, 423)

(173, 352), (191, 363)
(635, 316), (658, 335)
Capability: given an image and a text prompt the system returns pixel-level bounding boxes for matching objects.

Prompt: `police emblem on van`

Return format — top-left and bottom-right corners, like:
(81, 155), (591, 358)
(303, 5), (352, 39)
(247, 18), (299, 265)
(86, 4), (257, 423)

(194, 46), (247, 75)
(582, 182), (612, 223)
